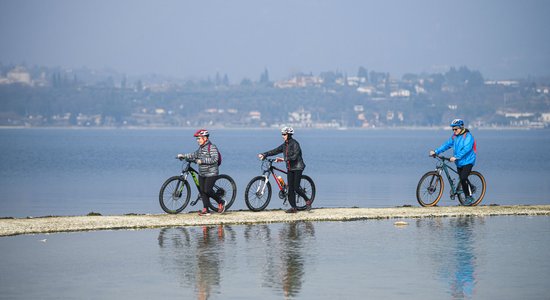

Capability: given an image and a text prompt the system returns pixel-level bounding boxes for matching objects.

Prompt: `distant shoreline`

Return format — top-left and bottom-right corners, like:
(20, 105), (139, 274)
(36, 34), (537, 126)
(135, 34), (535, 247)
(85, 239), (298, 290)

(2, 205), (549, 237)
(0, 125), (545, 131)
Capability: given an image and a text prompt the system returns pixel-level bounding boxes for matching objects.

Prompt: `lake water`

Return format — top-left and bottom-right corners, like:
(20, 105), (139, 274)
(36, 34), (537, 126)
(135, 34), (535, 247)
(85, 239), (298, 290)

(1, 128), (550, 299)
(1, 216), (549, 299)
(0, 128), (549, 217)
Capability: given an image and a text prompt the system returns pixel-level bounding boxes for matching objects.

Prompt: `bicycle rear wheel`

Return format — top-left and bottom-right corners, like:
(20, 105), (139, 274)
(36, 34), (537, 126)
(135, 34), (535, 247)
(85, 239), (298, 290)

(159, 176), (191, 214)
(245, 176), (272, 212)
(416, 171), (444, 207)
(457, 171), (486, 206)
(296, 175), (316, 211)
(207, 174), (237, 212)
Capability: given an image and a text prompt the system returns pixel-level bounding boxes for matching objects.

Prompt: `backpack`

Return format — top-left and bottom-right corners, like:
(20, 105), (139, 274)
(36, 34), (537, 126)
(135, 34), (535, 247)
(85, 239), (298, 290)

(453, 132), (477, 154)
(208, 144), (222, 166)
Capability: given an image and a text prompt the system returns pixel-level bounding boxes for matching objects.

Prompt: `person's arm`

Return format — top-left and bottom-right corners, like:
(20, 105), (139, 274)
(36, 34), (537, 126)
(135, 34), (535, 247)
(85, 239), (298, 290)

(200, 144), (219, 165)
(286, 140), (301, 161)
(261, 144), (284, 158)
(453, 133), (474, 160)
(434, 136), (453, 155)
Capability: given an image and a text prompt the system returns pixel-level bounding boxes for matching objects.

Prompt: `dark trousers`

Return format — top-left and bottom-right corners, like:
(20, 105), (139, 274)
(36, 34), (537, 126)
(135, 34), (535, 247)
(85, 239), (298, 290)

(287, 170), (309, 208)
(199, 175), (221, 210)
(457, 164), (473, 197)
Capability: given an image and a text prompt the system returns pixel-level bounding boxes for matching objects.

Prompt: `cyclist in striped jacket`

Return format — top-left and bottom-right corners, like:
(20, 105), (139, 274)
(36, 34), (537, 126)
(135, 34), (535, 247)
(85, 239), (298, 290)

(177, 129), (225, 216)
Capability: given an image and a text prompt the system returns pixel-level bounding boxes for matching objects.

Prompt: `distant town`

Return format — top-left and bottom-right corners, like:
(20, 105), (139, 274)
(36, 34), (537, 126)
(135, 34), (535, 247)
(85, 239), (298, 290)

(1, 63), (549, 129)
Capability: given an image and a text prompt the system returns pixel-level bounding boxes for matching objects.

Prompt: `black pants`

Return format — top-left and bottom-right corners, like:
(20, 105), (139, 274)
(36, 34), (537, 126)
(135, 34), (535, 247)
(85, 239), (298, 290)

(457, 164), (473, 197)
(199, 175), (222, 210)
(287, 170), (309, 208)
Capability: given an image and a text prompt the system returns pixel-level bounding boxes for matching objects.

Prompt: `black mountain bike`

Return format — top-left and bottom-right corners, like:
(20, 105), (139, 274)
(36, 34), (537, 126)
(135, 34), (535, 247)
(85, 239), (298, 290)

(244, 158), (316, 212)
(159, 158), (237, 214)
(416, 155), (486, 207)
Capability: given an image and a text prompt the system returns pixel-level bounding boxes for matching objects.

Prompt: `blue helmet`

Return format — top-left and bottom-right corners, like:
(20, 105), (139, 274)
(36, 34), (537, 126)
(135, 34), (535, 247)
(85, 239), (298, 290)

(450, 119), (464, 128)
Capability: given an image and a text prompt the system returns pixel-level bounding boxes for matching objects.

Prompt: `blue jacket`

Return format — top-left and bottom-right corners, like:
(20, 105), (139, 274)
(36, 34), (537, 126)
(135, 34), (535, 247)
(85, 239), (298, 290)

(435, 129), (476, 167)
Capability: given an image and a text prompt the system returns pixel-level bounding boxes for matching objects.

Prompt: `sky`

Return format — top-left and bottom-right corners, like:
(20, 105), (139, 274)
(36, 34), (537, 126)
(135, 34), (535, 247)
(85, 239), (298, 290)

(1, 0), (549, 81)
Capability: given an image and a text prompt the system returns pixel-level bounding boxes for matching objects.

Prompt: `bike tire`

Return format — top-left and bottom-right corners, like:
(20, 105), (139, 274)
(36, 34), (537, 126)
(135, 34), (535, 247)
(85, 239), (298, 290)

(207, 174), (237, 212)
(159, 176), (191, 214)
(457, 171), (486, 206)
(416, 171), (444, 207)
(296, 175), (316, 211)
(245, 176), (272, 212)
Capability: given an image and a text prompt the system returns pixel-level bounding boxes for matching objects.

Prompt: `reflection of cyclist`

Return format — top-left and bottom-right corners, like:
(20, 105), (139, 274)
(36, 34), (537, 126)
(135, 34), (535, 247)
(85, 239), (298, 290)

(177, 129), (225, 216)
(258, 127), (311, 213)
(430, 119), (477, 204)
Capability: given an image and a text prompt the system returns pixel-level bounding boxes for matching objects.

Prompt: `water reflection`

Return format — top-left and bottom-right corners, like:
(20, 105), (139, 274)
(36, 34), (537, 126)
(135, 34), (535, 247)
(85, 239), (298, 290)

(416, 217), (482, 299)
(157, 225), (236, 300)
(244, 222), (316, 299)
(157, 223), (315, 299)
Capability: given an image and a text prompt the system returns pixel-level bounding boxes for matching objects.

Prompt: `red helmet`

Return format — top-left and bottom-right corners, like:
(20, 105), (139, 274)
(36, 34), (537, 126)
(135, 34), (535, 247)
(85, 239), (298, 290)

(193, 129), (209, 137)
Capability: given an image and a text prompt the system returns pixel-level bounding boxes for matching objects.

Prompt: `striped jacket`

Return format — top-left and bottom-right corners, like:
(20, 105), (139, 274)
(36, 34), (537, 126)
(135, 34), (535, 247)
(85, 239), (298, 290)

(182, 141), (219, 177)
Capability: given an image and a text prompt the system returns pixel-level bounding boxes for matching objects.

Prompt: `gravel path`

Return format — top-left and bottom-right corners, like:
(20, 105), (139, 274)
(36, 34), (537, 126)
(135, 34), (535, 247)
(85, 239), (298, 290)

(1, 205), (549, 236)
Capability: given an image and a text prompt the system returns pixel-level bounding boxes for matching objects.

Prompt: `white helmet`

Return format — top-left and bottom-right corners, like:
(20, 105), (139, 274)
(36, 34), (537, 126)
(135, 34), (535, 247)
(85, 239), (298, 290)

(281, 126), (294, 135)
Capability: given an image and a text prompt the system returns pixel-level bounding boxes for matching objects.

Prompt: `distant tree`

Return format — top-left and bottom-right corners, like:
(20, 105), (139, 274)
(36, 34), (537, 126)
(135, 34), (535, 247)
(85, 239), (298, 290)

(357, 66), (368, 80)
(215, 72), (222, 86)
(240, 78), (252, 86)
(402, 73), (418, 82)
(259, 68), (270, 85)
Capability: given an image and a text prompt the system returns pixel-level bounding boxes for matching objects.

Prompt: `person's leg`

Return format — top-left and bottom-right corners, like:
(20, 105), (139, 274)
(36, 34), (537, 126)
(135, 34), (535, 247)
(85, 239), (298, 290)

(458, 164), (473, 197)
(286, 170), (298, 209)
(203, 176), (225, 213)
(198, 176), (211, 214)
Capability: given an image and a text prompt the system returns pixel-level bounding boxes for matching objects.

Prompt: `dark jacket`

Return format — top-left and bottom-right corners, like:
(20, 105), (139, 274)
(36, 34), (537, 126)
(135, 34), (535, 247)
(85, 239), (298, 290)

(182, 140), (219, 177)
(263, 137), (305, 171)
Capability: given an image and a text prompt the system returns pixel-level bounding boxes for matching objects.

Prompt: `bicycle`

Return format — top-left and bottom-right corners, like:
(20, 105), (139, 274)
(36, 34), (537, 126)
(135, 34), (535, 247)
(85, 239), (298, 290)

(416, 154), (486, 207)
(244, 158), (316, 212)
(159, 158), (237, 214)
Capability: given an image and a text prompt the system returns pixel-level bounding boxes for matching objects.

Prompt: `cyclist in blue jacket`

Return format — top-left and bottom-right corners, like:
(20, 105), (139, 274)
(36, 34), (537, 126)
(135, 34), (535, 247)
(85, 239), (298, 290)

(430, 119), (477, 204)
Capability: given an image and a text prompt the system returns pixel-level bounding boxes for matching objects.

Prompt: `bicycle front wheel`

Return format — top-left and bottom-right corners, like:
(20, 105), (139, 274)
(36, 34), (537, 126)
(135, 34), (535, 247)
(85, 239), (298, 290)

(245, 176), (272, 212)
(457, 171), (486, 206)
(416, 171), (444, 207)
(296, 175), (316, 211)
(159, 176), (191, 214)
(208, 174), (237, 212)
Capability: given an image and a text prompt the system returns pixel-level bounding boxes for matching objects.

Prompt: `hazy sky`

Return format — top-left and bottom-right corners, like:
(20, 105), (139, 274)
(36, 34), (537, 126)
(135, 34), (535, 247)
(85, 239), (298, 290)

(1, 0), (549, 81)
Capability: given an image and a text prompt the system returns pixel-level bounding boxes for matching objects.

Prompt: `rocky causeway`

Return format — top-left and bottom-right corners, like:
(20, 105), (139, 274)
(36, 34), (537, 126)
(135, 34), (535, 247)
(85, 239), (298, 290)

(1, 205), (549, 237)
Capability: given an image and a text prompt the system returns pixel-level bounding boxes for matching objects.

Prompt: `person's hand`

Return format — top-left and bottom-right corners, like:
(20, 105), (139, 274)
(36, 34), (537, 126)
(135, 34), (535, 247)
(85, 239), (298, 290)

(196, 159), (202, 165)
(429, 150), (436, 157)
(450, 157), (457, 162)
(258, 154), (265, 160)
(177, 154), (185, 160)
(275, 157), (284, 162)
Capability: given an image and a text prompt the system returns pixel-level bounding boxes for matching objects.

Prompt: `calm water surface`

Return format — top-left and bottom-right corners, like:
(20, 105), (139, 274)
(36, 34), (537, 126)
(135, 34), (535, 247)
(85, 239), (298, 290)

(1, 128), (550, 298)
(1, 216), (549, 299)
(0, 128), (549, 217)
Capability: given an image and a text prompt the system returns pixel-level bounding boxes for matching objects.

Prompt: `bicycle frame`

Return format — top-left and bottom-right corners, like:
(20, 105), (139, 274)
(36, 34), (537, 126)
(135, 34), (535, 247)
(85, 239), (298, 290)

(176, 160), (202, 205)
(257, 159), (287, 197)
(434, 155), (464, 199)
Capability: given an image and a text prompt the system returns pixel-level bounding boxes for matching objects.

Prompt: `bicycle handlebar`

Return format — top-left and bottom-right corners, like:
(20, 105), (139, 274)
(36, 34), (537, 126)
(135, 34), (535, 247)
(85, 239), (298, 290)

(432, 154), (451, 161)
(176, 157), (195, 163)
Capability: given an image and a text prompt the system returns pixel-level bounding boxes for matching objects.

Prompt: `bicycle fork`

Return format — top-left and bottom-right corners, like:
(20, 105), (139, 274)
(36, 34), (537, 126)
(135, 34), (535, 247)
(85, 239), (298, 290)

(255, 174), (269, 197)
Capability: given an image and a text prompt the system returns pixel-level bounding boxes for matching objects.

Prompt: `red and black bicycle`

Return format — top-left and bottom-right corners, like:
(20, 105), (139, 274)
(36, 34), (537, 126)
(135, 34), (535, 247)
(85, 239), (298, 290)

(244, 158), (315, 212)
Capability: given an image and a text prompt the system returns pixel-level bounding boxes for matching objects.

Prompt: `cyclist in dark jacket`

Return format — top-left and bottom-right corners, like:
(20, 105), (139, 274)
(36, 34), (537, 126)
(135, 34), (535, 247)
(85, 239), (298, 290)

(177, 129), (225, 216)
(258, 127), (311, 213)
